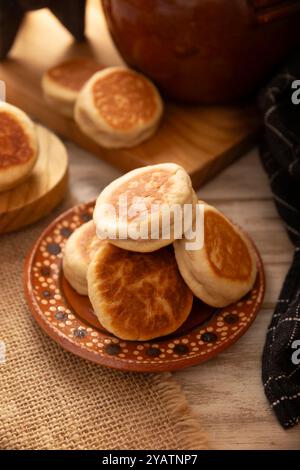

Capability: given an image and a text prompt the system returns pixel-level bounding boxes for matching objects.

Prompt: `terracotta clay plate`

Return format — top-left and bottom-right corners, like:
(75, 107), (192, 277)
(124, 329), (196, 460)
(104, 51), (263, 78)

(24, 201), (265, 372)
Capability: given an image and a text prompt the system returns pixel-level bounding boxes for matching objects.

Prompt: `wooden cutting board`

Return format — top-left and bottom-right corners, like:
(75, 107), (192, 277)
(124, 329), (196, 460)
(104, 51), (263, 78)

(0, 0), (259, 188)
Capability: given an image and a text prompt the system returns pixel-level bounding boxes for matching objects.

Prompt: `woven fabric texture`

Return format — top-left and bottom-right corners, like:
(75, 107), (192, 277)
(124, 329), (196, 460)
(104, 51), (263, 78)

(259, 54), (300, 429)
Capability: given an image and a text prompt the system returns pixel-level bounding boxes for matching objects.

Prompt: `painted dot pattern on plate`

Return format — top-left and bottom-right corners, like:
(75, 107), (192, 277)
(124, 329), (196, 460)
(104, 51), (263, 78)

(25, 201), (265, 372)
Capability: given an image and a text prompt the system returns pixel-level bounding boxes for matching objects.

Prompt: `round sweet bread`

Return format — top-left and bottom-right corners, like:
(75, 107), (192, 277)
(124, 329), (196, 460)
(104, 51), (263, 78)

(87, 243), (193, 341)
(93, 163), (196, 252)
(174, 203), (257, 307)
(0, 102), (38, 192)
(74, 66), (163, 148)
(42, 58), (103, 117)
(63, 220), (105, 295)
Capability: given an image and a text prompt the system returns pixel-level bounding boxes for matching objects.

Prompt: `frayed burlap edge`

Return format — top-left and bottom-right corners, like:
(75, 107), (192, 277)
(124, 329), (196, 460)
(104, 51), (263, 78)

(151, 373), (210, 450)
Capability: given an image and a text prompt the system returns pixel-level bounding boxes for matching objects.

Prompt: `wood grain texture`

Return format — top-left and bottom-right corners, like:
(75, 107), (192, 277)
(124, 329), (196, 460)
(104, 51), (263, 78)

(0, 0), (259, 188)
(63, 142), (299, 449)
(0, 125), (68, 233)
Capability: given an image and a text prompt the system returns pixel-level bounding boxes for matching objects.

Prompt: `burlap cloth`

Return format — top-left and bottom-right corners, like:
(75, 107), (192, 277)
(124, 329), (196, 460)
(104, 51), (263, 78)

(0, 206), (208, 450)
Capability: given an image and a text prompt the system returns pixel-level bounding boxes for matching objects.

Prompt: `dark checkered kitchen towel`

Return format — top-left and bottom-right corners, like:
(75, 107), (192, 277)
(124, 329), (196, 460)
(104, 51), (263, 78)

(260, 53), (300, 429)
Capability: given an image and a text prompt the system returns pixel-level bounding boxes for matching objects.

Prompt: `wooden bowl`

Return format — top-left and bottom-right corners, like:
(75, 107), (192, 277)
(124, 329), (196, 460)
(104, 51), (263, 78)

(24, 201), (265, 372)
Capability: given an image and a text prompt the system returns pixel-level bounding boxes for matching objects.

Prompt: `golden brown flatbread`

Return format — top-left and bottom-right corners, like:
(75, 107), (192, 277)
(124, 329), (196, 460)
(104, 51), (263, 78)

(93, 163), (196, 252)
(0, 102), (38, 192)
(63, 220), (105, 295)
(87, 244), (193, 340)
(42, 58), (103, 117)
(174, 203), (257, 307)
(75, 66), (163, 148)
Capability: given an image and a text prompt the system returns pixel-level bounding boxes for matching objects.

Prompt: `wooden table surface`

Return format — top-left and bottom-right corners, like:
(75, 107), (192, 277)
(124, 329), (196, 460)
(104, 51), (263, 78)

(64, 140), (300, 449)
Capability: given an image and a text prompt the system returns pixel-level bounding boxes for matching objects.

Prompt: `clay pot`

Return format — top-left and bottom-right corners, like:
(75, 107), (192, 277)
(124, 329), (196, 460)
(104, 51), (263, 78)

(102, 0), (300, 104)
